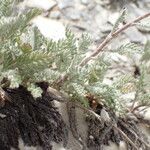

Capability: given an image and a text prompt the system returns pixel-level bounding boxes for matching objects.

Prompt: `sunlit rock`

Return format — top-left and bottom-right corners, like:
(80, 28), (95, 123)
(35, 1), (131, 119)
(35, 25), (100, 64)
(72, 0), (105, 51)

(32, 16), (66, 42)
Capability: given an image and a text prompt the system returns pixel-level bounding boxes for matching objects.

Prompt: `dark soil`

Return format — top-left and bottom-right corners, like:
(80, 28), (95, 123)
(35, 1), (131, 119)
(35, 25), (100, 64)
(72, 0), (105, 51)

(0, 83), (68, 150)
(86, 103), (150, 150)
(0, 82), (150, 150)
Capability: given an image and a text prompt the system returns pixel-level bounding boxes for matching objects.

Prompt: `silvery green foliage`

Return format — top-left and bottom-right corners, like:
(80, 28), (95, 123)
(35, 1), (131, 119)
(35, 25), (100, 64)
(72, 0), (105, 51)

(1, 1), (150, 114)
(0, 1), (101, 100)
(78, 33), (91, 52)
(0, 9), (41, 40)
(0, 0), (14, 17)
(136, 22), (150, 32)
(117, 43), (143, 55)
(113, 75), (136, 93)
(141, 40), (150, 62)
(131, 41), (150, 107)
(112, 8), (127, 32)
(71, 83), (88, 107)
(1, 69), (21, 88)
(27, 83), (43, 98)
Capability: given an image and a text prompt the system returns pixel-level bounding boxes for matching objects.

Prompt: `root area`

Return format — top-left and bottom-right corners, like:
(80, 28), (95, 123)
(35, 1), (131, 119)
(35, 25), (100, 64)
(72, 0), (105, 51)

(0, 85), (68, 150)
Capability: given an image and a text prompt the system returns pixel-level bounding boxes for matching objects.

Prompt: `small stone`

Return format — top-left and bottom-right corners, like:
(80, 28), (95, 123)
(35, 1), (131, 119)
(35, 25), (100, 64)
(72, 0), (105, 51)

(81, 0), (89, 5)
(70, 11), (81, 20)
(58, 0), (74, 9)
(32, 16), (66, 42)
(95, 6), (108, 27)
(70, 13), (80, 20)
(0, 113), (6, 118)
(119, 141), (127, 150)
(89, 135), (94, 139)
(25, 0), (57, 11)
(65, 8), (81, 21)
(144, 108), (150, 120)
(100, 109), (111, 122)
(100, 24), (112, 34)
(50, 11), (61, 19)
(108, 12), (119, 25)
(125, 27), (146, 43)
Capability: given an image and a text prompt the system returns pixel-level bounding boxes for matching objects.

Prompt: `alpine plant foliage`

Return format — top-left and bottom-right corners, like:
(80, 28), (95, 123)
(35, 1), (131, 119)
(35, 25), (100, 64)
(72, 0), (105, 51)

(0, 0), (150, 116)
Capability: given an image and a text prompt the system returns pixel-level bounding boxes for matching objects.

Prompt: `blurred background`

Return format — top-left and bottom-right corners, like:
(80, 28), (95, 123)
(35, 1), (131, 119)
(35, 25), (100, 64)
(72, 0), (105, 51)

(17, 0), (150, 44)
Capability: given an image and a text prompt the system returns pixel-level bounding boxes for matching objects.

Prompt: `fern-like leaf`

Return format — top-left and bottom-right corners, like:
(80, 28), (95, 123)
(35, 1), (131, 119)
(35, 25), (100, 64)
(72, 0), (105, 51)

(141, 40), (150, 62)
(136, 22), (150, 33)
(112, 8), (126, 32)
(78, 33), (91, 52)
(0, 0), (13, 17)
(0, 9), (41, 40)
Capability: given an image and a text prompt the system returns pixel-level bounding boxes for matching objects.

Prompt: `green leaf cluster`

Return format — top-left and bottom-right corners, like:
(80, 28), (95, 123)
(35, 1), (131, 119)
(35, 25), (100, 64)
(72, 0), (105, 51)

(1, 1), (150, 115)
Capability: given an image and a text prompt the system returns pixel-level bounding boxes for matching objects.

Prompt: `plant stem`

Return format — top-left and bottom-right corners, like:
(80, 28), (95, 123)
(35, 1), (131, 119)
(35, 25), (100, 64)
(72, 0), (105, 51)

(78, 12), (150, 67)
(113, 125), (139, 150)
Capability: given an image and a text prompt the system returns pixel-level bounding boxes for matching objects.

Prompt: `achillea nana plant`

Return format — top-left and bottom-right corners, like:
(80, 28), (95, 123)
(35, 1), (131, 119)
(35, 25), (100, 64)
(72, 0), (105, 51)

(0, 1), (150, 150)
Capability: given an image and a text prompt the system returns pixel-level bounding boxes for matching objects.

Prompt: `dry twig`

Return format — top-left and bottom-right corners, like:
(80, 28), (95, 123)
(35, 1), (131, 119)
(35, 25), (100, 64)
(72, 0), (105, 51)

(55, 12), (150, 86)
(78, 12), (150, 67)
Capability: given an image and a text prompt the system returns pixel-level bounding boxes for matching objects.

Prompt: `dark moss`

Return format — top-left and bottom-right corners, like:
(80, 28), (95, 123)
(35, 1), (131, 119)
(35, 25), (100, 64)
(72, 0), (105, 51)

(0, 84), (68, 150)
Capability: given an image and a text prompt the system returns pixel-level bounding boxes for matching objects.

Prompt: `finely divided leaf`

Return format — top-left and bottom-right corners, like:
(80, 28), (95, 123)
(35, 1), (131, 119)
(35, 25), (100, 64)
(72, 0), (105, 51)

(112, 9), (126, 32)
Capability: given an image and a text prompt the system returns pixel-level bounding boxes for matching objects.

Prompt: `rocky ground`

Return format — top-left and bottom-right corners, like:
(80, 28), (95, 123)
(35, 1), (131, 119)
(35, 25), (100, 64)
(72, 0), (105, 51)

(20, 0), (150, 42)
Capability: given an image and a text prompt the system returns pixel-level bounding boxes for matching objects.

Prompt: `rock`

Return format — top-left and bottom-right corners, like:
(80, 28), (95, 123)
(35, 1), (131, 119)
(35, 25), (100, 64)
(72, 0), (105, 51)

(100, 24), (112, 34)
(100, 109), (111, 122)
(54, 101), (87, 150)
(58, 0), (74, 9)
(119, 141), (127, 150)
(69, 12), (81, 21)
(108, 12), (119, 25)
(81, 0), (90, 5)
(0, 113), (6, 118)
(50, 10), (61, 19)
(24, 0), (57, 10)
(103, 142), (120, 150)
(32, 16), (66, 42)
(95, 6), (109, 27)
(125, 27), (146, 43)
(89, 135), (94, 139)
(121, 92), (136, 101)
(65, 8), (81, 21)
(144, 108), (150, 120)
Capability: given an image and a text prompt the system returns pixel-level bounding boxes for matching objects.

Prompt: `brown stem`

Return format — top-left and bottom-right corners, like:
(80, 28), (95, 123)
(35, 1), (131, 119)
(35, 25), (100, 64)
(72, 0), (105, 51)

(130, 104), (150, 113)
(113, 125), (139, 150)
(53, 12), (150, 86)
(78, 12), (150, 67)
(119, 119), (150, 148)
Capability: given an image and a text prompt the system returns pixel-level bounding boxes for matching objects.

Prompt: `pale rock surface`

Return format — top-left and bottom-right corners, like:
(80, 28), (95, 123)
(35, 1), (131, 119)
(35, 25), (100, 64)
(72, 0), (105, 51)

(11, 138), (68, 150)
(54, 101), (129, 150)
(108, 12), (119, 25)
(32, 16), (66, 42)
(103, 141), (127, 150)
(125, 27), (146, 43)
(54, 101), (86, 150)
(95, 6), (109, 27)
(144, 108), (150, 120)
(24, 0), (57, 10)
(81, 0), (90, 5)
